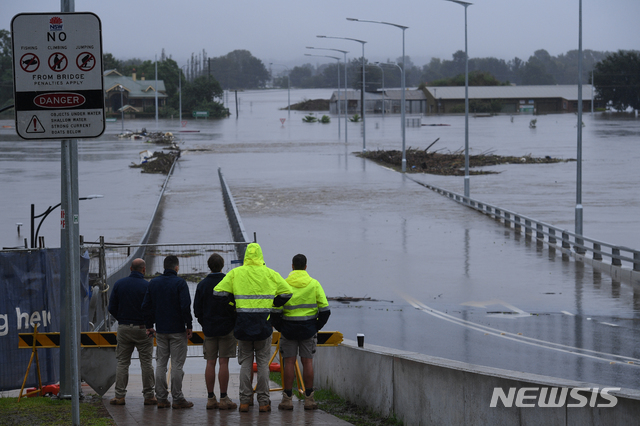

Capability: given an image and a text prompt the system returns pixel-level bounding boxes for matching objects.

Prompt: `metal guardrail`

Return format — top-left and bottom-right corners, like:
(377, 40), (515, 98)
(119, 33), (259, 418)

(218, 167), (251, 261)
(408, 177), (640, 273)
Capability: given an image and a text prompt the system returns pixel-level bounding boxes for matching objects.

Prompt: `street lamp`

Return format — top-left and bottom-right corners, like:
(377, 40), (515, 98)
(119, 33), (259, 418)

(305, 53), (342, 139)
(369, 63), (385, 118)
(118, 85), (124, 132)
(347, 18), (408, 171)
(179, 64), (188, 125)
(576, 0), (584, 249)
(317, 35), (367, 152)
(270, 63), (291, 117)
(30, 195), (103, 248)
(307, 46), (349, 144)
(377, 62), (406, 118)
(444, 0), (472, 198)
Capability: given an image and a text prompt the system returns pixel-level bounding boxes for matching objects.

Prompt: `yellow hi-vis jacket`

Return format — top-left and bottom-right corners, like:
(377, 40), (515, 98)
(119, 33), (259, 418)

(213, 243), (292, 341)
(273, 269), (331, 341)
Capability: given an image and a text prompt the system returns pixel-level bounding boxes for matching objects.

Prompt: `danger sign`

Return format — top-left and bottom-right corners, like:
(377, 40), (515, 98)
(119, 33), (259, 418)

(11, 13), (105, 140)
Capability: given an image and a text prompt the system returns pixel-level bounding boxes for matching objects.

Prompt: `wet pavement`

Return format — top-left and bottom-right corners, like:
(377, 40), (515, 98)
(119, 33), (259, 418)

(102, 359), (350, 426)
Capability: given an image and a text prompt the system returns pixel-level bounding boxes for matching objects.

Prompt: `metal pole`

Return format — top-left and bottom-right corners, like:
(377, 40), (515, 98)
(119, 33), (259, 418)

(119, 86), (124, 132)
(155, 56), (158, 129)
(337, 60), (341, 139)
(179, 69), (182, 123)
(401, 28), (406, 172)
(361, 43), (366, 152)
(59, 3), (80, 423)
(343, 52), (348, 144)
(463, 5), (470, 197)
(576, 0), (584, 240)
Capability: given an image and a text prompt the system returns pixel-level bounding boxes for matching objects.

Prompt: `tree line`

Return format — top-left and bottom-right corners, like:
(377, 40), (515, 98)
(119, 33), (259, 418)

(1, 27), (639, 115)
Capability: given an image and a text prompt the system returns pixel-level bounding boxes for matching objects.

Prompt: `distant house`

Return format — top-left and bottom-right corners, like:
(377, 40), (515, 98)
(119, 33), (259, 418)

(329, 89), (427, 115)
(103, 69), (168, 113)
(422, 85), (601, 114)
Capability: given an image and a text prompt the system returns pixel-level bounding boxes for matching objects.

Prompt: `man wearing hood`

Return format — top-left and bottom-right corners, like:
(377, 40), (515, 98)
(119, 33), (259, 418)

(213, 243), (292, 413)
(274, 253), (330, 411)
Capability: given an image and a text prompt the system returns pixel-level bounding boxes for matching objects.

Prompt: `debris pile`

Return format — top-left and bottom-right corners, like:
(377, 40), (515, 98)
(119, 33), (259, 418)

(129, 151), (178, 174)
(286, 99), (330, 111)
(358, 146), (574, 176)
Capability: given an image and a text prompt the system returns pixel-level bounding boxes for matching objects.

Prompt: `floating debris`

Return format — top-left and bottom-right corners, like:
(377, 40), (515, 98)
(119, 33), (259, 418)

(130, 150), (178, 174)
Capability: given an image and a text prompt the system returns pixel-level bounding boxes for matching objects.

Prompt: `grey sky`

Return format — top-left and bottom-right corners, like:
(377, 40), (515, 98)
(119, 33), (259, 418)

(4, 1), (639, 69)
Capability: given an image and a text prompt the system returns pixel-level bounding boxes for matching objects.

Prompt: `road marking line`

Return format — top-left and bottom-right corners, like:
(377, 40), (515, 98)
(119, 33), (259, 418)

(561, 311), (575, 316)
(400, 293), (640, 367)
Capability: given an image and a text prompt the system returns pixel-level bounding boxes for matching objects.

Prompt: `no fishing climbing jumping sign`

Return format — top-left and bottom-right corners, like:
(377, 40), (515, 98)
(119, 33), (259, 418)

(11, 13), (105, 139)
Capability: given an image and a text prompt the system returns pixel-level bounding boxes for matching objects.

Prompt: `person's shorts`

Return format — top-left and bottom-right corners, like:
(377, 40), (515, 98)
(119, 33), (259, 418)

(280, 334), (317, 359)
(203, 331), (237, 360)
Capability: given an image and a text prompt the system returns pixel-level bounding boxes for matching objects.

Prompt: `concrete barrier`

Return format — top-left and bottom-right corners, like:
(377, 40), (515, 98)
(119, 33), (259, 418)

(314, 340), (640, 425)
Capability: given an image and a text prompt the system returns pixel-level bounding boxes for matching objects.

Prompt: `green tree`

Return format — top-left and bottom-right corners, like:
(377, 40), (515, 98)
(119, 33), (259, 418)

(521, 56), (555, 85)
(102, 52), (120, 70)
(430, 71), (506, 87)
(0, 29), (13, 109)
(594, 50), (640, 111)
(209, 50), (269, 89)
(181, 75), (228, 117)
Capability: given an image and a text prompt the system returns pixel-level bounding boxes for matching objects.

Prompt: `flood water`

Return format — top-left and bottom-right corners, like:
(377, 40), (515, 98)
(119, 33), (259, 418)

(2, 88), (640, 391)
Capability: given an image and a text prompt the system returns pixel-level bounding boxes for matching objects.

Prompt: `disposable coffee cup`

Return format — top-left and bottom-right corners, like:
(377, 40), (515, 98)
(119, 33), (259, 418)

(357, 333), (365, 347)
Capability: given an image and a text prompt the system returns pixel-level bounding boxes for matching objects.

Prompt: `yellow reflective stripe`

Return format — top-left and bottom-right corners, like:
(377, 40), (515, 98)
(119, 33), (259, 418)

(237, 308), (273, 313)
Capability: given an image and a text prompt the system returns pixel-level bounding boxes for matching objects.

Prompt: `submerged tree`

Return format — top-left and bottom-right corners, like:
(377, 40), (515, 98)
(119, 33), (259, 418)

(593, 50), (640, 111)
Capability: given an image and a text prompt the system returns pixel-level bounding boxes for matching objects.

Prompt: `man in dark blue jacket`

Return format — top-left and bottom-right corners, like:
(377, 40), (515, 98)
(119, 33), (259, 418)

(108, 258), (156, 406)
(142, 255), (194, 409)
(194, 253), (237, 410)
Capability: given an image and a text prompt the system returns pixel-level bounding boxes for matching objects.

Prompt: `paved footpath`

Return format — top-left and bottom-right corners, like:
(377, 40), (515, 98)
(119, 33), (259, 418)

(102, 359), (351, 426)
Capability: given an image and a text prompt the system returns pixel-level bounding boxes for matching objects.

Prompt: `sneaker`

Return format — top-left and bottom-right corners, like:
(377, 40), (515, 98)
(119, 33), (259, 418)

(172, 399), (194, 409)
(238, 403), (250, 412)
(109, 397), (125, 405)
(144, 397), (158, 406)
(218, 395), (237, 410)
(157, 399), (171, 408)
(278, 392), (293, 410)
(259, 404), (271, 412)
(304, 391), (318, 410)
(206, 396), (218, 410)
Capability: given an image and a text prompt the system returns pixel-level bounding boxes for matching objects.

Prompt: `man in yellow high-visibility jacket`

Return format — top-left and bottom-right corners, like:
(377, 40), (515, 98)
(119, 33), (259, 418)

(273, 253), (331, 411)
(213, 243), (292, 413)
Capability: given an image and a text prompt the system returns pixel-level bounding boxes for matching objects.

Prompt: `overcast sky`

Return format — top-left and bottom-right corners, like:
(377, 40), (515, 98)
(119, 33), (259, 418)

(4, 1), (640, 69)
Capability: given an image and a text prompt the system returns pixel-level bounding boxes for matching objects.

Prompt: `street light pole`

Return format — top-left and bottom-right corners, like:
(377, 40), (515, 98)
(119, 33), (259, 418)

(270, 63), (291, 118)
(372, 63), (385, 118)
(317, 35), (367, 152)
(118, 85), (124, 132)
(305, 54), (342, 139)
(306, 47), (349, 144)
(576, 0), (584, 248)
(179, 64), (188, 125)
(347, 18), (408, 170)
(445, 0), (472, 198)
(30, 195), (104, 248)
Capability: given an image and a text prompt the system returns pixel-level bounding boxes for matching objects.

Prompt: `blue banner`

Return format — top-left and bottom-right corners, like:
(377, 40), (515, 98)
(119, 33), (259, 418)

(0, 249), (90, 391)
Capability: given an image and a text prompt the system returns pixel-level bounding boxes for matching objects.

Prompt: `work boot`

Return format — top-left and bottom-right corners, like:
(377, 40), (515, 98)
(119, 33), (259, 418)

(109, 397), (125, 405)
(259, 404), (271, 412)
(206, 396), (218, 409)
(157, 399), (171, 408)
(143, 396), (158, 405)
(304, 391), (318, 410)
(172, 399), (194, 409)
(218, 395), (237, 410)
(278, 392), (293, 410)
(238, 403), (250, 412)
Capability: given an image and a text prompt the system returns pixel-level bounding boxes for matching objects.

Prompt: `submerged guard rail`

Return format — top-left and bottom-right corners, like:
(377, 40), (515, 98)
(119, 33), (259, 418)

(409, 178), (640, 280)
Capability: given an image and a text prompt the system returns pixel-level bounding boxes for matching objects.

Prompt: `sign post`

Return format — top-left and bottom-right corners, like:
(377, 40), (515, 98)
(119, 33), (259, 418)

(12, 11), (104, 426)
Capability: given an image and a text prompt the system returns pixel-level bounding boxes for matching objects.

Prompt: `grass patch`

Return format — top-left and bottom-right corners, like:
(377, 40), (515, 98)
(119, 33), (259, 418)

(0, 394), (114, 426)
(269, 371), (402, 425)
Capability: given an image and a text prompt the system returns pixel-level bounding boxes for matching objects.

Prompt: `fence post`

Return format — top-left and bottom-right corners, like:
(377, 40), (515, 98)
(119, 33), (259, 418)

(562, 231), (570, 249)
(525, 220), (532, 236)
(634, 251), (640, 272)
(549, 229), (557, 244)
(593, 243), (603, 261)
(514, 216), (521, 232)
(504, 212), (511, 228)
(612, 248), (622, 266)
(536, 224), (544, 240)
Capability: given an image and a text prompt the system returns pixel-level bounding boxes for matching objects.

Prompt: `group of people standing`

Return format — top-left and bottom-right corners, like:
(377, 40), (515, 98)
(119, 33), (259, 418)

(107, 242), (331, 412)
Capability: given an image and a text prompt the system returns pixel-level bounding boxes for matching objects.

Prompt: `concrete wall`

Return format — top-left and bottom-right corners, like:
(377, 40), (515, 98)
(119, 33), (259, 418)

(314, 340), (640, 426)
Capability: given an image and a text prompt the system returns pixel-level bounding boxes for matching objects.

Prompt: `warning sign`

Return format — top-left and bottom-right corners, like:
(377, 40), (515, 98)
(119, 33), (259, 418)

(26, 115), (46, 133)
(11, 13), (105, 140)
